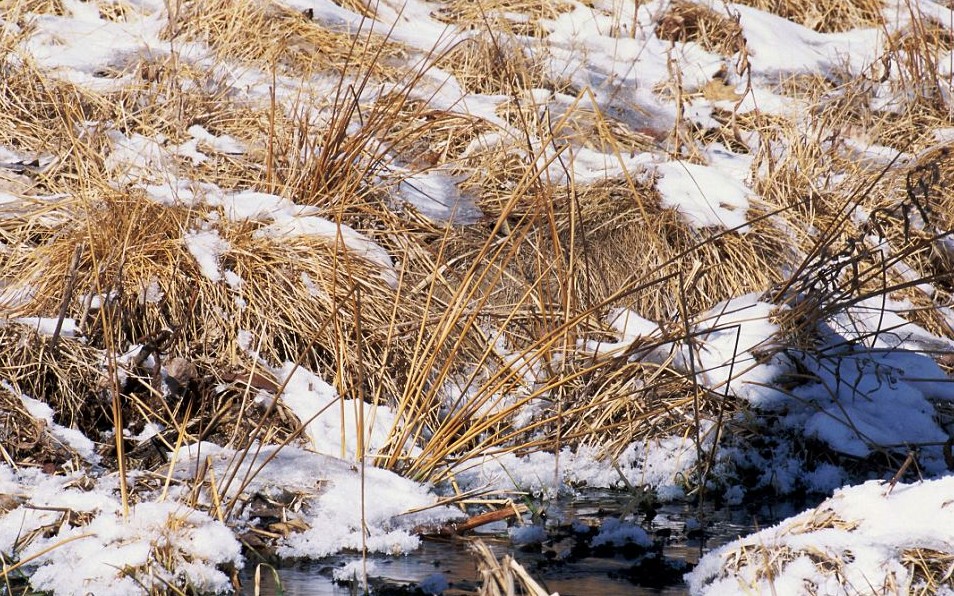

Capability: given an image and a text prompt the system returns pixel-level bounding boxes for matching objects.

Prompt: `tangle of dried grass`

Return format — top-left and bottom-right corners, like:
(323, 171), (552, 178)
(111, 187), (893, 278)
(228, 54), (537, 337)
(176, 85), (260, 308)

(655, 0), (744, 55)
(733, 0), (884, 33)
(167, 0), (408, 79)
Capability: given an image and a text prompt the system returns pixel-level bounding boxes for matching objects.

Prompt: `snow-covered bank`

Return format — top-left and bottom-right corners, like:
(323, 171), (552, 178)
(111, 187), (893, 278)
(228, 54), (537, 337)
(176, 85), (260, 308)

(0, 466), (241, 596)
(688, 477), (954, 595)
(0, 443), (463, 594)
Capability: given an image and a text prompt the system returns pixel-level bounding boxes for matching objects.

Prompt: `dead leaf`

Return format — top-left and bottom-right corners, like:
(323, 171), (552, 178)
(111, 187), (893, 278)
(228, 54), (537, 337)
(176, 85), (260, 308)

(702, 78), (742, 102)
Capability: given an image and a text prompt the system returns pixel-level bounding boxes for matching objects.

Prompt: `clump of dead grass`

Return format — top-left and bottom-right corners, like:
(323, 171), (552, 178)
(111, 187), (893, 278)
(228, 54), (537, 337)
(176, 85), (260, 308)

(765, 123), (954, 332)
(734, 0), (884, 33)
(559, 358), (706, 460)
(0, 0), (67, 18)
(372, 97), (492, 168)
(0, 322), (105, 432)
(0, 375), (82, 469)
(471, 538), (557, 596)
(2, 0), (953, 560)
(0, 62), (103, 165)
(560, 191), (790, 318)
(0, 174), (420, 474)
(167, 0), (408, 80)
(907, 144), (954, 233)
(432, 0), (573, 37)
(903, 548), (954, 595)
(437, 33), (555, 96)
(655, 0), (744, 55)
(877, 6), (954, 117)
(470, 153), (792, 322)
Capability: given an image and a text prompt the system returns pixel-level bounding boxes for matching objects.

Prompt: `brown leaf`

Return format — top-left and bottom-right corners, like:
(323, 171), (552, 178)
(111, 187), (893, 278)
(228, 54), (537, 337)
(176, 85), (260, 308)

(702, 78), (742, 102)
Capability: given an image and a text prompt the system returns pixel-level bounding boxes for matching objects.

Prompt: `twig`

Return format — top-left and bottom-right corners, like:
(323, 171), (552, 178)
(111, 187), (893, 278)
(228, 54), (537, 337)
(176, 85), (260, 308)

(50, 243), (84, 351)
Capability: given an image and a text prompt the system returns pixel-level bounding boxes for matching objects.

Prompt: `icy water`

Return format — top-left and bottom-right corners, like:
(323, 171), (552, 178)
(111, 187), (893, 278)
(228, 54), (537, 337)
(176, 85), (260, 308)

(241, 492), (806, 595)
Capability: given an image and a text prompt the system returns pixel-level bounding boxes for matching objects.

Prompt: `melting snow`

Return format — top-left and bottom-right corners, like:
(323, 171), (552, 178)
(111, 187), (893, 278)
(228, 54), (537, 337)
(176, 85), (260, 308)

(183, 229), (230, 283)
(688, 477), (954, 595)
(655, 161), (752, 232)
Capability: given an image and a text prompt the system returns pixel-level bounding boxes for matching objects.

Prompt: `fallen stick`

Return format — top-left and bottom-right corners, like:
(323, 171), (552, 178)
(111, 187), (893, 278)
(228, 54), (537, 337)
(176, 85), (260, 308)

(417, 502), (527, 537)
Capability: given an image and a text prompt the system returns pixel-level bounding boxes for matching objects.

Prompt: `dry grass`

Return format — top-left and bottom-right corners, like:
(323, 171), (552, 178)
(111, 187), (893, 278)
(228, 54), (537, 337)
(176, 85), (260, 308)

(0, 0), (67, 16)
(3, 0), (954, 590)
(656, 0), (745, 55)
(733, 0), (884, 32)
(432, 0), (573, 36)
(903, 548), (954, 595)
(471, 538), (556, 596)
(1, 0), (946, 485)
(709, 499), (954, 595)
(167, 0), (408, 80)
(437, 34), (556, 96)
(0, 0), (947, 475)
(0, 375), (81, 468)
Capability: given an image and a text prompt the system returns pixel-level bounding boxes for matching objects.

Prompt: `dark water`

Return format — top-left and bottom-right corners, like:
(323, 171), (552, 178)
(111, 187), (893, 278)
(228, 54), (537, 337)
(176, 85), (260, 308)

(241, 492), (806, 595)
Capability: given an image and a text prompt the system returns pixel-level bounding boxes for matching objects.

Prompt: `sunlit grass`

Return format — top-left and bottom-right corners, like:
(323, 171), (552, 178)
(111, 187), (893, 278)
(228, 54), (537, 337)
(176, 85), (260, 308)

(1, 0), (953, 592)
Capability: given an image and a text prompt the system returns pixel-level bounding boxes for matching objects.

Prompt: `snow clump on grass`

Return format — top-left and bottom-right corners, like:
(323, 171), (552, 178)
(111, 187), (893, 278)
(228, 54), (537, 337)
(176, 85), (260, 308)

(688, 476), (954, 595)
(0, 466), (241, 596)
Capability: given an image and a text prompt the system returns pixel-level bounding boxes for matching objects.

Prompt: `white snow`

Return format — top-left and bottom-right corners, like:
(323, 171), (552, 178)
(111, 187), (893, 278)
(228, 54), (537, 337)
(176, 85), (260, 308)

(729, 3), (882, 77)
(186, 125), (246, 156)
(18, 0), (168, 92)
(583, 295), (788, 405)
(655, 160), (752, 232)
(12, 384), (99, 463)
(0, 467), (239, 596)
(24, 501), (241, 596)
(455, 436), (706, 502)
(167, 442), (462, 558)
(680, 295), (786, 400)
(104, 132), (175, 186)
(688, 477), (954, 595)
(275, 363), (402, 461)
(183, 229), (230, 283)
(12, 317), (80, 338)
(592, 518), (652, 548)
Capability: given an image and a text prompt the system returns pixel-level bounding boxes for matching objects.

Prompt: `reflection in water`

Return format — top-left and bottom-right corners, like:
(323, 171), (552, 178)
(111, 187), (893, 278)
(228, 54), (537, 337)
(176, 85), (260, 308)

(241, 493), (806, 596)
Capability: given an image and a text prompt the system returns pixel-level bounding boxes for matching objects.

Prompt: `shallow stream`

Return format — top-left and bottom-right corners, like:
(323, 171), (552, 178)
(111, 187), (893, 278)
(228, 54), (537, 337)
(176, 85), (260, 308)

(241, 491), (809, 595)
